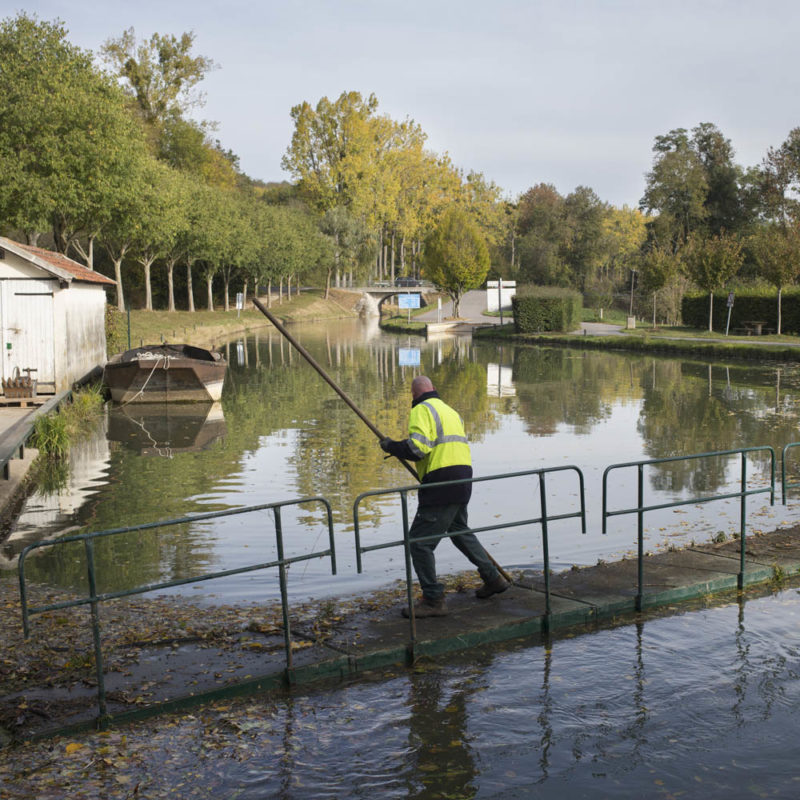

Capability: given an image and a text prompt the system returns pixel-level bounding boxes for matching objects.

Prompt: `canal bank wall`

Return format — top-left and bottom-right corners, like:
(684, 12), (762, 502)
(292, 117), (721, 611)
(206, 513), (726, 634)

(3, 523), (800, 743)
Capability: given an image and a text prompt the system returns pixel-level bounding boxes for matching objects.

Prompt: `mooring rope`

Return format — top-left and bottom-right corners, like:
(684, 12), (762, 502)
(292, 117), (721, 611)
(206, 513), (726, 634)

(118, 354), (172, 407)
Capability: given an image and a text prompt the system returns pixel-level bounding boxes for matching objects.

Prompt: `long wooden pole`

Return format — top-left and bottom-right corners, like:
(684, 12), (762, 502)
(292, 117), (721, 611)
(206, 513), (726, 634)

(252, 298), (511, 582)
(252, 298), (417, 479)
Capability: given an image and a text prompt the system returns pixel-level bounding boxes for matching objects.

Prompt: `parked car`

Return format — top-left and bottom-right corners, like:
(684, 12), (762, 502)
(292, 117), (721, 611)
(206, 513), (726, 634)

(394, 276), (421, 287)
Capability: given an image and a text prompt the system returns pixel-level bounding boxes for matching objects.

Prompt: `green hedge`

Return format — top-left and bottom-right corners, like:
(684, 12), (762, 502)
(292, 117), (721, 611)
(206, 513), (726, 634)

(512, 287), (582, 333)
(682, 288), (800, 333)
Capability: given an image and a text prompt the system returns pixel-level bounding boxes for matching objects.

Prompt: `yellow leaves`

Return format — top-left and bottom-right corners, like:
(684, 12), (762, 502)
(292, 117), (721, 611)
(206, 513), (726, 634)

(65, 741), (83, 754)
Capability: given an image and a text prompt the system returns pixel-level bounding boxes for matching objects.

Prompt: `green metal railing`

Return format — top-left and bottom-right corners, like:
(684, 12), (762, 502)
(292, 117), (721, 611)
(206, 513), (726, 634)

(602, 447), (776, 610)
(781, 442), (800, 504)
(18, 497), (336, 722)
(353, 466), (586, 650)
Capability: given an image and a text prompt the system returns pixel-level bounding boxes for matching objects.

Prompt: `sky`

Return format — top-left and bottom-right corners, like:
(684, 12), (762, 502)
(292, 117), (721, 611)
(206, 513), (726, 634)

(10, 0), (800, 207)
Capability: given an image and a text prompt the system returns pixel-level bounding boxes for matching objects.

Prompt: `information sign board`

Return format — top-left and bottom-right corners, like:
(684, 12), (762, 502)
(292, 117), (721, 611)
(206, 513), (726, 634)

(398, 294), (421, 309)
(398, 348), (421, 366)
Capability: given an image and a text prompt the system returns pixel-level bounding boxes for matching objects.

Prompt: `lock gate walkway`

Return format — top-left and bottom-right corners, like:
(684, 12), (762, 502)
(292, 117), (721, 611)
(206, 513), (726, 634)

(4, 523), (800, 743)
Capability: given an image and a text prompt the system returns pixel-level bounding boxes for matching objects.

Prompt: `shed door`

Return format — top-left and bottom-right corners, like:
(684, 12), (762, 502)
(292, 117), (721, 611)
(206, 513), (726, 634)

(1, 279), (56, 387)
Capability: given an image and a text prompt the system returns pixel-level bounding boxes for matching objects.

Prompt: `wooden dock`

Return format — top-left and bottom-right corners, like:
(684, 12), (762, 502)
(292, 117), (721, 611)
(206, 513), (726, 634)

(0, 396), (48, 408)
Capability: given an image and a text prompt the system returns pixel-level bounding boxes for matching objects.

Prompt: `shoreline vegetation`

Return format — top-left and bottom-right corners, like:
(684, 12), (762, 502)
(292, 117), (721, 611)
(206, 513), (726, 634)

(114, 287), (800, 362)
(110, 288), (363, 353)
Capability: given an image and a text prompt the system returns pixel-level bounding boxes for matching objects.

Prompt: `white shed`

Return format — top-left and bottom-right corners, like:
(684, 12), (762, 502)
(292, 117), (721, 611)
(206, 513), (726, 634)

(0, 236), (116, 395)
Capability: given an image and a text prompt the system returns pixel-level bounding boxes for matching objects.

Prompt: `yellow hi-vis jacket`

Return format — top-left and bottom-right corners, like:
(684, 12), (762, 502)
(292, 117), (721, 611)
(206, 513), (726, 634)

(407, 397), (472, 483)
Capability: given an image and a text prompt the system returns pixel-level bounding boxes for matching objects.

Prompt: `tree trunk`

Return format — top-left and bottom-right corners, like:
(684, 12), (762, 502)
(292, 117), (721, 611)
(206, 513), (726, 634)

(390, 229), (396, 281)
(207, 274), (214, 311)
(242, 278), (248, 309)
(71, 234), (96, 269)
(167, 259), (176, 311)
(142, 257), (155, 311)
(113, 253), (126, 311)
(187, 262), (195, 312)
(52, 216), (68, 254)
(224, 277), (230, 312)
(267, 278), (272, 308)
(287, 274), (292, 296)
(707, 292), (713, 332)
(778, 286), (783, 335)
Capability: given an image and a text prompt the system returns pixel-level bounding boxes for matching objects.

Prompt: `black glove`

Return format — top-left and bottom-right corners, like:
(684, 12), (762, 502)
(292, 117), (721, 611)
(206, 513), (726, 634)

(379, 437), (394, 453)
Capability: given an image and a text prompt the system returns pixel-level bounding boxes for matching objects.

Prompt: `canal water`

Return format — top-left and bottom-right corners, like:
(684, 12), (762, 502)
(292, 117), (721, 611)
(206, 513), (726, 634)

(7, 583), (800, 797)
(4, 318), (800, 605)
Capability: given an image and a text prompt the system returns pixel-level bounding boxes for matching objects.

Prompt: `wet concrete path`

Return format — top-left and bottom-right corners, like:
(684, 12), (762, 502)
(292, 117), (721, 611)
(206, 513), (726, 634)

(3, 524), (799, 742)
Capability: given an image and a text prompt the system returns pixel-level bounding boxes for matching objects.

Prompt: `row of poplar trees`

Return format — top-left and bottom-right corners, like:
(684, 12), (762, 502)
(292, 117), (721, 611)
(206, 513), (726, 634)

(2, 12), (800, 327)
(0, 13), (505, 316)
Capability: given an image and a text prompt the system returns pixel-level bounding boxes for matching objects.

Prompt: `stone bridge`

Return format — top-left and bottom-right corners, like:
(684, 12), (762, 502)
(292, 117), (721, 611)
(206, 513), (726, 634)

(351, 286), (431, 315)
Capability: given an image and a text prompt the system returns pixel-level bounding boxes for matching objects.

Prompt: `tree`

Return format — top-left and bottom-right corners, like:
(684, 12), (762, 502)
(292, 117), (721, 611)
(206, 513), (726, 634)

(563, 186), (608, 291)
(424, 207), (490, 318)
(758, 128), (800, 225)
(682, 232), (744, 331)
(281, 91), (381, 213)
(641, 128), (709, 249)
(691, 122), (746, 235)
(515, 184), (570, 285)
(102, 28), (215, 126)
(319, 207), (372, 297)
(0, 13), (147, 252)
(129, 160), (185, 310)
(749, 224), (800, 334)
(639, 244), (681, 326)
(158, 114), (239, 190)
(101, 152), (152, 311)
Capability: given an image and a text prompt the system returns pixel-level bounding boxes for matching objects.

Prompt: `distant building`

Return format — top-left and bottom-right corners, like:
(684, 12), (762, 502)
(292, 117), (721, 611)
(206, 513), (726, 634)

(0, 236), (116, 395)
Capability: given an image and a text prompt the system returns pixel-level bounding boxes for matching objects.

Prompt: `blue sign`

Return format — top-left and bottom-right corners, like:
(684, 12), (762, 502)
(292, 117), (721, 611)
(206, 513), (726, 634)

(398, 294), (421, 310)
(398, 348), (421, 366)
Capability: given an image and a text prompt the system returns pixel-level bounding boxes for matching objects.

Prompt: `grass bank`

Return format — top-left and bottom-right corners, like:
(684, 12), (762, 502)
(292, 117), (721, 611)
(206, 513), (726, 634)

(474, 325), (800, 362)
(107, 290), (361, 354)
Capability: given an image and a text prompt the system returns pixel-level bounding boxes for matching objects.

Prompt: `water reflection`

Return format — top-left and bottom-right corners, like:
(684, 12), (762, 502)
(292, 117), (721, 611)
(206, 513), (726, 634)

(107, 402), (226, 456)
(405, 663), (483, 798)
(10, 586), (800, 796)
(5, 320), (800, 603)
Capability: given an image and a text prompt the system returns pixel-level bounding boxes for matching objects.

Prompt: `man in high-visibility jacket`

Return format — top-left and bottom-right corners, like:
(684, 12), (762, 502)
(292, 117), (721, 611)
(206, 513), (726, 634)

(380, 375), (510, 617)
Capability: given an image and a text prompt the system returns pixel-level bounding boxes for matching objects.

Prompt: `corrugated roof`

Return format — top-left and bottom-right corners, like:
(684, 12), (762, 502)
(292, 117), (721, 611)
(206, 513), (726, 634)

(0, 236), (116, 286)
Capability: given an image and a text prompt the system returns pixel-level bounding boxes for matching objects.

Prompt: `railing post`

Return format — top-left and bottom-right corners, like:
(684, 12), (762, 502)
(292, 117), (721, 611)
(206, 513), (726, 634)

(353, 501), (363, 573)
(782, 445), (788, 505)
(400, 491), (416, 657)
(325, 501), (337, 575)
(739, 453), (747, 590)
(539, 472), (551, 625)
(578, 468), (587, 533)
(85, 539), (108, 721)
(637, 464), (644, 612)
(274, 506), (293, 672)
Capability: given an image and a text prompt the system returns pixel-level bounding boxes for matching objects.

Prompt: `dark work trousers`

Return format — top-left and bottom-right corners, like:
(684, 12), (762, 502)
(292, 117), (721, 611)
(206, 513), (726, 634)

(408, 503), (500, 600)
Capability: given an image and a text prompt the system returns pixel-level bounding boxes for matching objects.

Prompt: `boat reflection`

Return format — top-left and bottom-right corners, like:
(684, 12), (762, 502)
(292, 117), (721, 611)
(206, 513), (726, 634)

(107, 402), (226, 457)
